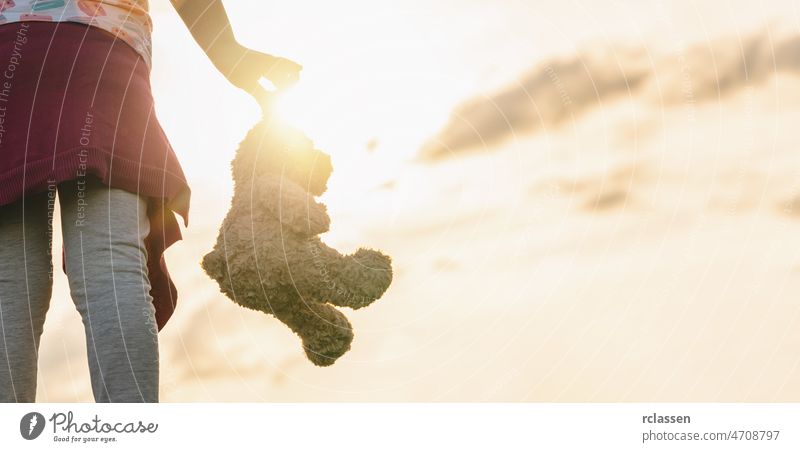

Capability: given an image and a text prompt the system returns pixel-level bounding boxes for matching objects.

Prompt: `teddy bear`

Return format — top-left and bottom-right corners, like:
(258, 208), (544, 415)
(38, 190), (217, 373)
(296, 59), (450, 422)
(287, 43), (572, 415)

(201, 111), (393, 366)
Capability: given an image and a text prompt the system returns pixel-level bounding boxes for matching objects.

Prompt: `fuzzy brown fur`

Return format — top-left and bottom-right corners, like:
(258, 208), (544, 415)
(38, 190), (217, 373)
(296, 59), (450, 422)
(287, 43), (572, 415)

(201, 113), (393, 366)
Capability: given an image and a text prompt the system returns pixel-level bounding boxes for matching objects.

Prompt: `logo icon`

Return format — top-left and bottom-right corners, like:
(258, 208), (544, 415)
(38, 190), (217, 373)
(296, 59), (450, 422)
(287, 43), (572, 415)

(20, 412), (45, 440)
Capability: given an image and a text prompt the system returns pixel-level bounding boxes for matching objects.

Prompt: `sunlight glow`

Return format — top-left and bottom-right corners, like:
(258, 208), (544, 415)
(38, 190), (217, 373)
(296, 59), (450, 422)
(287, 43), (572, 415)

(258, 77), (315, 133)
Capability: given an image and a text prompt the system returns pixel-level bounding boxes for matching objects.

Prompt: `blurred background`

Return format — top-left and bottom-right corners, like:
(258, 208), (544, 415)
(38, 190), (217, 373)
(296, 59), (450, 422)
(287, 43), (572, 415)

(37, 0), (800, 401)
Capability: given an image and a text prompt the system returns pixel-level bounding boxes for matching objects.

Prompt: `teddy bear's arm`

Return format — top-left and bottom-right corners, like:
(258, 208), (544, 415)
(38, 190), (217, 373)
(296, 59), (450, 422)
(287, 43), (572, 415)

(258, 177), (331, 235)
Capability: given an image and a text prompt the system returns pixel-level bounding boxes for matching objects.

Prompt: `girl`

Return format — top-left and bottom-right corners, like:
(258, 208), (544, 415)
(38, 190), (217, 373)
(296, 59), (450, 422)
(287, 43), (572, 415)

(0, 0), (301, 403)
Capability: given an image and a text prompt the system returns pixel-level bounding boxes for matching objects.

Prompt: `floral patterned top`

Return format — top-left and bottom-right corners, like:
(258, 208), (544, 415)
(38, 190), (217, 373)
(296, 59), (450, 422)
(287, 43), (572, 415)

(0, 0), (153, 68)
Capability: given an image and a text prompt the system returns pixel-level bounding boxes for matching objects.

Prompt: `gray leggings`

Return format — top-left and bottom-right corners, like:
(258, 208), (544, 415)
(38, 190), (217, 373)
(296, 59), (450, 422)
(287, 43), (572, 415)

(0, 176), (159, 402)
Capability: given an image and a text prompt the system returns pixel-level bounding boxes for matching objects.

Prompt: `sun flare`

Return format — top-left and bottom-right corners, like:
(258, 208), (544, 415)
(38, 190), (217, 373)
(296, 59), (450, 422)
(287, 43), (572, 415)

(257, 77), (318, 134)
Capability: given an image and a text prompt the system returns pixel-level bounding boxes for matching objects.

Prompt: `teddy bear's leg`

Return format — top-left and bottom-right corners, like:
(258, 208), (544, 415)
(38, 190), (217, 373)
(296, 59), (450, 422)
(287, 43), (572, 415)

(272, 298), (354, 366)
(302, 241), (393, 310)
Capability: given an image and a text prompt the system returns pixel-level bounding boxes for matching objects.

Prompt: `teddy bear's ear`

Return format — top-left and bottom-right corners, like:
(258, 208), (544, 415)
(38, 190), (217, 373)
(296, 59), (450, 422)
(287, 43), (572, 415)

(258, 176), (331, 236)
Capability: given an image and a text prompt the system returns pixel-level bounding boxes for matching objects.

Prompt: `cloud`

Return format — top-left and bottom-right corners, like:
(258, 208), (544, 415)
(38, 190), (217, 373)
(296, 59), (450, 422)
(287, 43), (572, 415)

(419, 29), (800, 161)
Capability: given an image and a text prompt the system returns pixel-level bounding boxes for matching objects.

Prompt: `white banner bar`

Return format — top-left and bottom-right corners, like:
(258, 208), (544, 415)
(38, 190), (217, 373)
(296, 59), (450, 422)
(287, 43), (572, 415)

(1, 403), (799, 451)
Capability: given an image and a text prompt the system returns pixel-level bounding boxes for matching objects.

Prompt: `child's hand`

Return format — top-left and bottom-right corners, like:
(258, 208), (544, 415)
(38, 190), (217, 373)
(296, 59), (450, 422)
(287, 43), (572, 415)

(210, 42), (302, 100)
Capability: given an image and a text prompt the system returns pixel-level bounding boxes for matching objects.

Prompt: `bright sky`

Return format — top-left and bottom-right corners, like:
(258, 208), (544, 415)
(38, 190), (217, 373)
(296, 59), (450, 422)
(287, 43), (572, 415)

(148, 0), (800, 199)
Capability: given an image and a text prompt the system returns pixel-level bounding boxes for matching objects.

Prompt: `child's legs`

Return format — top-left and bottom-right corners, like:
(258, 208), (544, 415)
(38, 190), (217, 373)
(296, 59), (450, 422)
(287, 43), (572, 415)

(58, 176), (159, 403)
(0, 190), (53, 402)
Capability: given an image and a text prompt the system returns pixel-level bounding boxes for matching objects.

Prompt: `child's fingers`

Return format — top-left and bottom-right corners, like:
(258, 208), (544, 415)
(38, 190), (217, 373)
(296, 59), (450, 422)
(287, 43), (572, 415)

(260, 55), (302, 89)
(274, 74), (299, 90)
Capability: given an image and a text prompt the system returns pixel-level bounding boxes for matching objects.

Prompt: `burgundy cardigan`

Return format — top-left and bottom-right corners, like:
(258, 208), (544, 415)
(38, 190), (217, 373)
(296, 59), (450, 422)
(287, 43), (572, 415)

(0, 21), (191, 331)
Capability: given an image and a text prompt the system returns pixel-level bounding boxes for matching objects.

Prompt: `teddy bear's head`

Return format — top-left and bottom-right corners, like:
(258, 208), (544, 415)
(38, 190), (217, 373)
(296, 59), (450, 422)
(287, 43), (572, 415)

(234, 116), (333, 197)
(280, 142), (332, 197)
